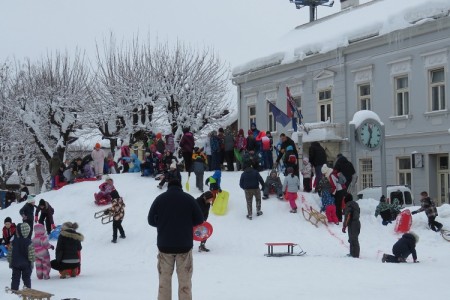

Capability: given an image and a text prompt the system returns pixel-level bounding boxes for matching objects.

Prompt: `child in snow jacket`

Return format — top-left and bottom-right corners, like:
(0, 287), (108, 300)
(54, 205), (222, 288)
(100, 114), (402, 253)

(192, 147), (208, 192)
(318, 165), (339, 224)
(412, 191), (443, 232)
(94, 177), (119, 205)
(158, 162), (182, 189)
(195, 191), (214, 252)
(7, 223), (35, 291)
(51, 222), (83, 278)
(375, 196), (398, 225)
(91, 143), (106, 179)
(205, 169), (222, 201)
(123, 153), (141, 173)
(263, 169), (283, 199)
(342, 194), (360, 258)
(382, 232), (419, 263)
(2, 217), (16, 248)
(110, 197), (126, 243)
(282, 167), (300, 213)
(35, 199), (55, 235)
(239, 166), (265, 219)
(301, 157), (312, 192)
(32, 223), (54, 279)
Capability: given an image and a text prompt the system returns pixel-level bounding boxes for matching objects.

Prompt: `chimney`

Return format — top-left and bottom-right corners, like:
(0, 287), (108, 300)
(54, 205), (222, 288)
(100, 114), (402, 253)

(340, 0), (360, 10)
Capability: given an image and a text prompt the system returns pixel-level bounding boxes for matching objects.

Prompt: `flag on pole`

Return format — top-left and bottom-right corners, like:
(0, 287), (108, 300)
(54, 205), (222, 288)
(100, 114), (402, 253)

(286, 87), (303, 122)
(267, 100), (291, 127)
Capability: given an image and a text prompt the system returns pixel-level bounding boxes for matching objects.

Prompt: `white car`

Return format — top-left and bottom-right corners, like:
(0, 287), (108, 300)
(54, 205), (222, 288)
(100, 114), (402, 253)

(357, 185), (414, 206)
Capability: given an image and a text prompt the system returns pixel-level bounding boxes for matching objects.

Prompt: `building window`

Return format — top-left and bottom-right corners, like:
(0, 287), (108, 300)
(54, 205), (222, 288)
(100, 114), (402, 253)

(318, 89), (332, 122)
(395, 76), (409, 116)
(267, 104), (277, 132)
(249, 106), (256, 128)
(360, 158), (373, 189)
(358, 84), (371, 110)
(429, 68), (446, 111)
(397, 157), (411, 187)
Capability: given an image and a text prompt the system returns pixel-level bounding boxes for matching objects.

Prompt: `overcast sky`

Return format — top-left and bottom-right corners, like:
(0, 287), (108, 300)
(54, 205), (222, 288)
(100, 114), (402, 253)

(0, 0), (352, 68)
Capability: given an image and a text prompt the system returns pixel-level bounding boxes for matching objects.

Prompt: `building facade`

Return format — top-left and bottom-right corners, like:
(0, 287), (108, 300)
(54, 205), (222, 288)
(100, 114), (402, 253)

(232, 4), (450, 204)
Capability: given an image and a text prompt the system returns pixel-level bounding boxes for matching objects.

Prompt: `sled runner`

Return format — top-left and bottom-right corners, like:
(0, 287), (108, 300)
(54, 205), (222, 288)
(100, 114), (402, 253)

(212, 190), (229, 216)
(5, 286), (54, 299)
(193, 221), (213, 241)
(94, 207), (113, 224)
(301, 206), (327, 227)
(264, 242), (306, 257)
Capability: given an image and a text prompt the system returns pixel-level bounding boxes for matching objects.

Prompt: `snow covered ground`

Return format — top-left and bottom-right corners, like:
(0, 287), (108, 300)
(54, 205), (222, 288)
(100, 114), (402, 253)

(1, 171), (449, 300)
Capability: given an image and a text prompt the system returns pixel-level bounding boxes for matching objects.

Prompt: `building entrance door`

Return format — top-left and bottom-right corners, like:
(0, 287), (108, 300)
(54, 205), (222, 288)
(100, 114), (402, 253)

(437, 155), (449, 205)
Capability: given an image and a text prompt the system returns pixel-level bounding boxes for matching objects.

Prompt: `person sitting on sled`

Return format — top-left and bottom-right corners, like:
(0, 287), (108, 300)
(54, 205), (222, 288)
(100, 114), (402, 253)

(94, 176), (119, 205)
(195, 191), (214, 252)
(262, 169), (283, 200)
(157, 162), (182, 189)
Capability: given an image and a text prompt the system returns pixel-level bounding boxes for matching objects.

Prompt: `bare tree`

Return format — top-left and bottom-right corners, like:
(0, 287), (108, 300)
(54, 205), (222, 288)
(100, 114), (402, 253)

(6, 51), (90, 164)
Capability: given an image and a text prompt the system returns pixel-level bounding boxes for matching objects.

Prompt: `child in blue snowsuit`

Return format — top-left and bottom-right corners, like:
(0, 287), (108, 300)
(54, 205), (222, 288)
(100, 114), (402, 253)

(205, 169), (222, 202)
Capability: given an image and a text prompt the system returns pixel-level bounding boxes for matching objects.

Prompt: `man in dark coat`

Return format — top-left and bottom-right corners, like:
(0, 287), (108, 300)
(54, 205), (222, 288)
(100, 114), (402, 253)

(382, 232), (419, 263)
(195, 191), (214, 252)
(334, 153), (356, 188)
(275, 133), (299, 176)
(148, 179), (203, 300)
(50, 222), (84, 278)
(179, 127), (195, 175)
(342, 194), (360, 258)
(34, 199), (56, 234)
(309, 141), (327, 185)
(19, 196), (36, 238)
(239, 166), (265, 220)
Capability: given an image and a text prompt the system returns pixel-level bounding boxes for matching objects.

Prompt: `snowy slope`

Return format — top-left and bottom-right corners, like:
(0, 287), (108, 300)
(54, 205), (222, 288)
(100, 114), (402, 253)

(1, 171), (449, 300)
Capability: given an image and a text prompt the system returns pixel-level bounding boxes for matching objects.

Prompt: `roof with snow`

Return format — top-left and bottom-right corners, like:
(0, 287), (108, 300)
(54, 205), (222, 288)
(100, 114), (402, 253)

(232, 0), (450, 77)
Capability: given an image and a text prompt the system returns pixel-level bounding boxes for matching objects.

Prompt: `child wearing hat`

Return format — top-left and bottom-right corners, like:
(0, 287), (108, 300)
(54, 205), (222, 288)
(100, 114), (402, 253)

(1, 217), (17, 256)
(192, 147), (208, 192)
(35, 199), (56, 235)
(94, 177), (119, 205)
(32, 223), (54, 279)
(342, 194), (360, 258)
(382, 232), (419, 263)
(195, 191), (214, 252)
(157, 161), (182, 189)
(91, 142), (106, 180)
(283, 167), (300, 213)
(110, 197), (126, 243)
(7, 223), (35, 291)
(205, 169), (222, 201)
(19, 196), (36, 238)
(318, 165), (339, 224)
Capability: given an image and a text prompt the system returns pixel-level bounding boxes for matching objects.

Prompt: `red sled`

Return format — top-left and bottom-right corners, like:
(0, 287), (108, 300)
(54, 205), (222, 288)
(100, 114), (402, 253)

(61, 251), (81, 277)
(394, 209), (412, 233)
(193, 221), (213, 241)
(74, 177), (98, 183)
(94, 193), (112, 206)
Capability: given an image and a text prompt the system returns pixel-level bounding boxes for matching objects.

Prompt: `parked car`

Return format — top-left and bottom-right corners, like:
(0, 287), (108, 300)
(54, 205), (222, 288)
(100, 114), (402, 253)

(357, 185), (414, 206)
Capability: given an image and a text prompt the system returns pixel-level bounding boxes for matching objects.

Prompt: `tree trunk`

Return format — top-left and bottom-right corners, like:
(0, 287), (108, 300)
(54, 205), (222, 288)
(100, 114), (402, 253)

(35, 158), (45, 193)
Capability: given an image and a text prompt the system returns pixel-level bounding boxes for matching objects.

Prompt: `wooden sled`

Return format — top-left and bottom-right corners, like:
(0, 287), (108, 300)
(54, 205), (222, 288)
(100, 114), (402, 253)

(441, 229), (450, 242)
(301, 206), (327, 227)
(5, 287), (54, 300)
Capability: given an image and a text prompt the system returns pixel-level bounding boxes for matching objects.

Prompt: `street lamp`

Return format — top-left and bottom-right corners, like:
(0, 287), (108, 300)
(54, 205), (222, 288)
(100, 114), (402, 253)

(289, 0), (335, 22)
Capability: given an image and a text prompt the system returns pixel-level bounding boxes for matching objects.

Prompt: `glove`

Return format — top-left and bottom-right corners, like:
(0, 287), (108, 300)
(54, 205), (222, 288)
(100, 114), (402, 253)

(218, 189), (222, 193)
(22, 214), (27, 221)
(342, 227), (347, 233)
(411, 211), (417, 215)
(34, 216), (39, 223)
(51, 224), (56, 230)
(50, 245), (55, 250)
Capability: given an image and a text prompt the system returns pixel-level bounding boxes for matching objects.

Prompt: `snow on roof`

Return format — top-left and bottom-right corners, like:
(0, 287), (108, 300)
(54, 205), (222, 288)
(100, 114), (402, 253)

(233, 0), (450, 77)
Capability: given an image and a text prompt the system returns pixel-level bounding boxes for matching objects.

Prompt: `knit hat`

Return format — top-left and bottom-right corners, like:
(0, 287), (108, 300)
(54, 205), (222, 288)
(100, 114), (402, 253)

(62, 222), (79, 231)
(18, 223), (31, 238)
(4, 217), (12, 224)
(38, 199), (46, 207)
(27, 195), (35, 203)
(105, 176), (113, 182)
(409, 231), (419, 244)
(380, 195), (386, 202)
(321, 164), (332, 177)
(95, 142), (101, 149)
(203, 191), (214, 199)
(156, 132), (162, 139)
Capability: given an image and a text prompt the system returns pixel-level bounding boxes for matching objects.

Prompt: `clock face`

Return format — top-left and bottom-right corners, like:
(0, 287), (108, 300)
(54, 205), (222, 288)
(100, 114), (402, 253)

(359, 121), (382, 150)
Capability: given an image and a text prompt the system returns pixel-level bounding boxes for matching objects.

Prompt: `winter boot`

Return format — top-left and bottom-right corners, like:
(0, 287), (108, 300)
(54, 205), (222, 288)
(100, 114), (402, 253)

(256, 211), (263, 216)
(199, 244), (210, 252)
(381, 254), (388, 263)
(290, 209), (297, 213)
(262, 195), (269, 200)
(60, 270), (69, 279)
(246, 215), (252, 220)
(70, 269), (77, 277)
(111, 239), (117, 243)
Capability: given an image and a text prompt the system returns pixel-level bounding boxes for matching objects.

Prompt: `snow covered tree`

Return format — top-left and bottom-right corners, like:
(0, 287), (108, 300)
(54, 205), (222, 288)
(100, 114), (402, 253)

(6, 51), (91, 164)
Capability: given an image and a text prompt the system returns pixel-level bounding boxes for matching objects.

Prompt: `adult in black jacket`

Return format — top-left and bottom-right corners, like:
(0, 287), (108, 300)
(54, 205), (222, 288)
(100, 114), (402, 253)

(275, 133), (299, 176)
(50, 221), (84, 278)
(382, 232), (419, 263)
(34, 199), (56, 234)
(334, 154), (356, 187)
(309, 141), (327, 184)
(148, 179), (203, 300)
(195, 191), (214, 252)
(19, 196), (36, 238)
(239, 166), (265, 220)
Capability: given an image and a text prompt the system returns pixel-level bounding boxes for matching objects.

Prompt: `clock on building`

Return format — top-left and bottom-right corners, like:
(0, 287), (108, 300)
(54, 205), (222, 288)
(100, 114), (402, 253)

(358, 119), (383, 150)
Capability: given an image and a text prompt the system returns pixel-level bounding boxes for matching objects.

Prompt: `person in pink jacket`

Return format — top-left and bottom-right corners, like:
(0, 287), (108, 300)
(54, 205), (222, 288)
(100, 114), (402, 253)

(91, 143), (106, 180)
(32, 224), (54, 280)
